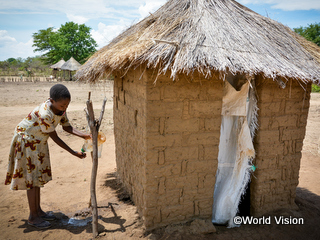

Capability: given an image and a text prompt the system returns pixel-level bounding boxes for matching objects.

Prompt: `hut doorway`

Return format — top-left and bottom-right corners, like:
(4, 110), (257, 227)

(212, 74), (258, 227)
(238, 181), (251, 217)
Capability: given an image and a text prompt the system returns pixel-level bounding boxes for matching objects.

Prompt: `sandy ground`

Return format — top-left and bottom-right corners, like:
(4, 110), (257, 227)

(0, 81), (319, 240)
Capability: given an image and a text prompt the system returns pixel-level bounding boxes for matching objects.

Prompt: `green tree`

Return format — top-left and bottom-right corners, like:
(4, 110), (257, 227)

(32, 22), (97, 64)
(295, 22), (320, 93)
(8, 57), (24, 73)
(23, 56), (46, 72)
(0, 60), (10, 73)
(32, 27), (56, 53)
(7, 58), (16, 63)
(0, 56), (51, 76)
(294, 22), (320, 46)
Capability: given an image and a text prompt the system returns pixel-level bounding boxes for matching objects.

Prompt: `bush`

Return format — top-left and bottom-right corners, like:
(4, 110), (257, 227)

(312, 84), (320, 92)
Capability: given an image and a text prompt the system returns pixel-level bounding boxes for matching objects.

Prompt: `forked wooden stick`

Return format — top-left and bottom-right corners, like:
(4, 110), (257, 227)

(85, 92), (107, 238)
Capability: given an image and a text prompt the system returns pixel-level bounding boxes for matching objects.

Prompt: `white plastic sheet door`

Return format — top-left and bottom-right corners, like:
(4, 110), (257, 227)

(212, 80), (256, 227)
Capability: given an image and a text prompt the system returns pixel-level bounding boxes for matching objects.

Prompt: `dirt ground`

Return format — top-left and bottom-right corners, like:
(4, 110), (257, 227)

(0, 81), (319, 240)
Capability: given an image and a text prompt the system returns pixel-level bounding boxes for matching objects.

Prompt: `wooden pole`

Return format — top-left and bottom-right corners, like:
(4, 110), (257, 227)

(85, 92), (107, 238)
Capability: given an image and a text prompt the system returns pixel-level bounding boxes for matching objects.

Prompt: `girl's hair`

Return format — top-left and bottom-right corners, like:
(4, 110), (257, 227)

(50, 84), (71, 101)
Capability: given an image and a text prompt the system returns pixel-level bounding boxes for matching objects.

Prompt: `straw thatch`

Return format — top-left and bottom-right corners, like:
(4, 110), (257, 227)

(50, 59), (65, 69)
(75, 0), (320, 84)
(61, 57), (81, 71)
(287, 27), (320, 65)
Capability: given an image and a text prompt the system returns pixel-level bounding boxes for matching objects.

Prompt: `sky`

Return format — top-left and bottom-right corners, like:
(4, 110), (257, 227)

(0, 0), (319, 61)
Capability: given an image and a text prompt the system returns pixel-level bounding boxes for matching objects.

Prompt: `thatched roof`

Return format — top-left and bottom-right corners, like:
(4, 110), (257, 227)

(50, 59), (65, 69)
(75, 0), (320, 84)
(287, 27), (320, 65)
(61, 57), (81, 71)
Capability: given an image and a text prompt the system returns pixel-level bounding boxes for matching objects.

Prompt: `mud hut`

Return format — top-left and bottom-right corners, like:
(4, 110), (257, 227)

(50, 59), (65, 69)
(50, 59), (65, 78)
(61, 57), (81, 80)
(75, 0), (320, 230)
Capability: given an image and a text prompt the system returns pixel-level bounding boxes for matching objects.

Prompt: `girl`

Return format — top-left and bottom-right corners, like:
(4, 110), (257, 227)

(5, 84), (91, 229)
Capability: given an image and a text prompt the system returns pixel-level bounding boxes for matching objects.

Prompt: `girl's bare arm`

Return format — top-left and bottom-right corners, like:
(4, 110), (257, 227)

(62, 126), (91, 139)
(48, 130), (86, 159)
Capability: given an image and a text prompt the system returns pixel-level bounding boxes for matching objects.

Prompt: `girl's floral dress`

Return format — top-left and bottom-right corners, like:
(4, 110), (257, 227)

(5, 99), (70, 190)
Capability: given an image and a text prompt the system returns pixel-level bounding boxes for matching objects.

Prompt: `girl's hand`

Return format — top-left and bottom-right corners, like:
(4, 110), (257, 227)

(74, 151), (86, 159)
(83, 134), (92, 140)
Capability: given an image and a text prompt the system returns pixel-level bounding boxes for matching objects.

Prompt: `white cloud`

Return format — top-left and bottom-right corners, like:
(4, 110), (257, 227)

(0, 0), (143, 20)
(90, 1), (166, 48)
(239, 0), (320, 11)
(0, 36), (35, 60)
(1, 0), (318, 20)
(138, 1), (166, 20)
(91, 21), (128, 48)
(14, 38), (35, 57)
(0, 30), (17, 47)
(66, 14), (89, 24)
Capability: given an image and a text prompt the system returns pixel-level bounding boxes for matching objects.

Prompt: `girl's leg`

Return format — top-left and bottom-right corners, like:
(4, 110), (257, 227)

(35, 187), (46, 216)
(27, 187), (43, 224)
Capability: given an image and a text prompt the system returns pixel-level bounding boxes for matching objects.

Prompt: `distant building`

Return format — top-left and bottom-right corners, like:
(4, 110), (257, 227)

(50, 59), (65, 79)
(61, 57), (81, 81)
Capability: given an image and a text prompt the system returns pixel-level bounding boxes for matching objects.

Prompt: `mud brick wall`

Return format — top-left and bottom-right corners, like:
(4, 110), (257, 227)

(144, 71), (223, 229)
(251, 75), (311, 216)
(113, 67), (148, 214)
(114, 67), (223, 230)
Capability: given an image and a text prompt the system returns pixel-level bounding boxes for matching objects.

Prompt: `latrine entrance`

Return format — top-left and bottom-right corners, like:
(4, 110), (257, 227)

(212, 74), (257, 227)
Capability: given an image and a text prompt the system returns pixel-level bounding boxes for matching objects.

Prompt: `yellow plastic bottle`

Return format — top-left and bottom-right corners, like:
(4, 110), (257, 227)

(81, 132), (106, 158)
